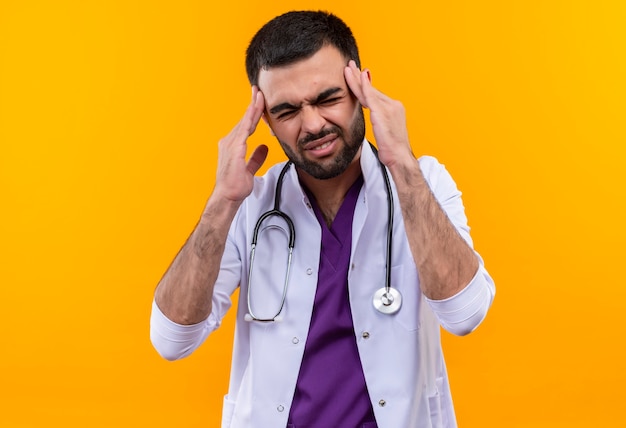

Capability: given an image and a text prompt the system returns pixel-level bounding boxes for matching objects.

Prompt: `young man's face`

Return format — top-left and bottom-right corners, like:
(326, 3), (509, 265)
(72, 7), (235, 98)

(258, 45), (365, 180)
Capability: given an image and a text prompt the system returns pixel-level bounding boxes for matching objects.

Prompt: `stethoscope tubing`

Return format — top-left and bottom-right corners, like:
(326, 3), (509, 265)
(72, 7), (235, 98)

(376, 149), (394, 296)
(245, 144), (401, 322)
(247, 161), (295, 322)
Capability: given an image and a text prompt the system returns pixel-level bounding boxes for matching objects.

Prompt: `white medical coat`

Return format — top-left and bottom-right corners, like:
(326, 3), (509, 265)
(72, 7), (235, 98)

(150, 142), (496, 428)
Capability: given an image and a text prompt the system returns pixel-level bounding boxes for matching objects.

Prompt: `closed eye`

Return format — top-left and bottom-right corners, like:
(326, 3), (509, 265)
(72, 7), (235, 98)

(277, 109), (298, 120)
(319, 97), (341, 105)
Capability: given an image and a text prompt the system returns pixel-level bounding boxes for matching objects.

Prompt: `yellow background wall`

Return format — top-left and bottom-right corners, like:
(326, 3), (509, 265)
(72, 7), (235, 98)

(1, 0), (625, 426)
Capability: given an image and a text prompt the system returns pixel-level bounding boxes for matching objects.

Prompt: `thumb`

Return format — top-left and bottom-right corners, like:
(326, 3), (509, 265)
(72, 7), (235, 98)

(246, 144), (269, 175)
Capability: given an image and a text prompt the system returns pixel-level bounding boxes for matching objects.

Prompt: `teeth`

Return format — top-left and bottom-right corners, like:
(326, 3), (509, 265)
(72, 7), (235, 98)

(312, 141), (331, 151)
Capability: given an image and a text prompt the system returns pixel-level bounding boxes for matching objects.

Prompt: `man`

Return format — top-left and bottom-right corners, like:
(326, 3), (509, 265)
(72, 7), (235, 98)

(150, 10), (495, 428)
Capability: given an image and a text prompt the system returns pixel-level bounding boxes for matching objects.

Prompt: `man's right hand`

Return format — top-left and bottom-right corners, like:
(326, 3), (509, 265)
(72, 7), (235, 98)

(213, 86), (269, 204)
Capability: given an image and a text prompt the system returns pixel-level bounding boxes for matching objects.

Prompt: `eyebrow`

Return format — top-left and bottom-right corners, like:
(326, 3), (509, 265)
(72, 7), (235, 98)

(269, 87), (343, 115)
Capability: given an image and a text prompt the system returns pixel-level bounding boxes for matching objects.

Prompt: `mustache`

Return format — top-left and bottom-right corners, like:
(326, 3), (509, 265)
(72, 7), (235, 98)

(298, 126), (342, 146)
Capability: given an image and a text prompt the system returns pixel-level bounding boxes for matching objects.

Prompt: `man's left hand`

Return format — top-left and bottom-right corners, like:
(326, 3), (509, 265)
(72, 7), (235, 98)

(344, 60), (414, 168)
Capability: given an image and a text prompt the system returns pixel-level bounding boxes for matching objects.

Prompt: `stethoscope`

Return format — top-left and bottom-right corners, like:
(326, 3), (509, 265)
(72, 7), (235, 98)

(245, 145), (402, 322)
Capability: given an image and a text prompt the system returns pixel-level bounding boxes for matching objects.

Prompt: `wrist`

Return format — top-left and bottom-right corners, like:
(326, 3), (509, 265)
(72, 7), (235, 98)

(200, 192), (242, 226)
(388, 155), (425, 189)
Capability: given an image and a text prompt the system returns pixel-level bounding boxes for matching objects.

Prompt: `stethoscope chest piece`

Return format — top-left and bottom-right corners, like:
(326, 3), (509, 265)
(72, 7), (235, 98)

(373, 286), (402, 314)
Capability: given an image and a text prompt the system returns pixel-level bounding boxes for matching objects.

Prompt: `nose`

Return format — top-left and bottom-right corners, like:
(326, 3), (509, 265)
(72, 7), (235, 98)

(299, 105), (326, 135)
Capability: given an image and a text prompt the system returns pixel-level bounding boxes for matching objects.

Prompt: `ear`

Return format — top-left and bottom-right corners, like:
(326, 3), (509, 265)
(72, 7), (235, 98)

(262, 113), (276, 136)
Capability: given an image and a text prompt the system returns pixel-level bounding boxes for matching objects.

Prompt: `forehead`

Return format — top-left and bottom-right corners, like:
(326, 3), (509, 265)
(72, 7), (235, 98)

(258, 45), (349, 105)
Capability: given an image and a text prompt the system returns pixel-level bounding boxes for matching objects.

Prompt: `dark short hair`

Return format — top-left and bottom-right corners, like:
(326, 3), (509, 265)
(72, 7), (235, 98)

(245, 11), (361, 86)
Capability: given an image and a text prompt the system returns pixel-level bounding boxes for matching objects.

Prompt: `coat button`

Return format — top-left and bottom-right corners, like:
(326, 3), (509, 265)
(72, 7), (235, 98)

(277, 405), (284, 412)
(378, 399), (386, 407)
(292, 337), (299, 344)
(306, 268), (313, 275)
(362, 332), (370, 339)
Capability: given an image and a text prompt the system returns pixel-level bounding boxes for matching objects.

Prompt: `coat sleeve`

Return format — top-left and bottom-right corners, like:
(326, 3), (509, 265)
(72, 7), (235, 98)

(149, 300), (216, 361)
(418, 156), (496, 336)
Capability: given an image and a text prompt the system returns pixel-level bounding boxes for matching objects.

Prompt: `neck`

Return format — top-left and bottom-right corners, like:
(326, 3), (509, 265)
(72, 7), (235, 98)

(298, 158), (362, 227)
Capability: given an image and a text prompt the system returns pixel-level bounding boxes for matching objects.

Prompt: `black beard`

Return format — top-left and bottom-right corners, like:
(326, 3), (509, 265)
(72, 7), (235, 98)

(278, 109), (365, 180)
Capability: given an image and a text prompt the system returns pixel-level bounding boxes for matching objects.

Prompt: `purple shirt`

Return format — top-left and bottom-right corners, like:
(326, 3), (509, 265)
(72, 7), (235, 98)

(287, 176), (377, 428)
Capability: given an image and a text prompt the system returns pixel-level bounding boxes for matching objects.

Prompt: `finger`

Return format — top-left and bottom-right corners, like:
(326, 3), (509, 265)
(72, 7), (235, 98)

(241, 86), (265, 136)
(361, 66), (372, 83)
(246, 144), (269, 175)
(237, 87), (263, 133)
(344, 60), (367, 107)
(221, 89), (264, 153)
(359, 68), (377, 99)
(359, 68), (394, 112)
